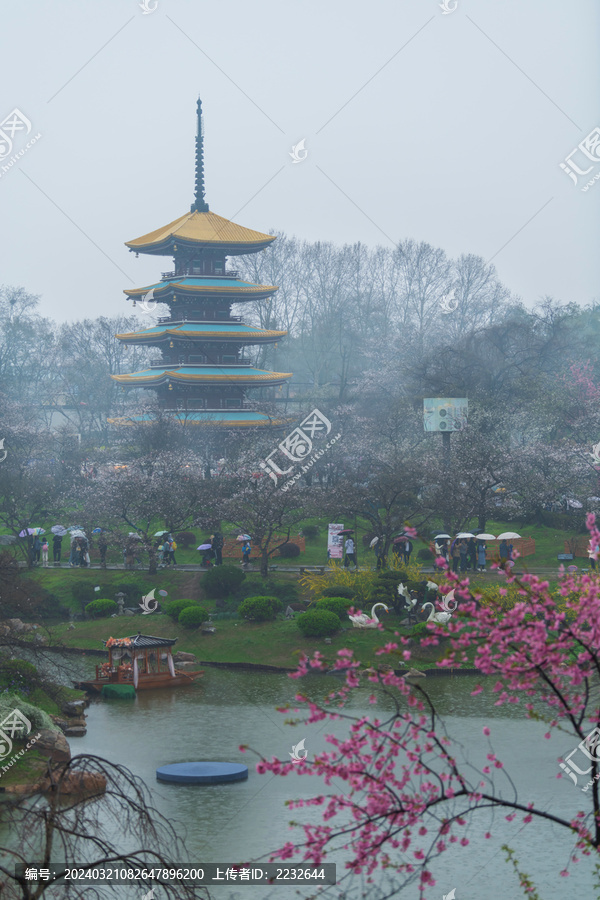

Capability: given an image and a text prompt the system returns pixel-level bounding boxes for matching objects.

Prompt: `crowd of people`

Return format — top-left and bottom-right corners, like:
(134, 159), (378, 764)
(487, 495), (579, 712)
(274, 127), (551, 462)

(434, 537), (514, 573)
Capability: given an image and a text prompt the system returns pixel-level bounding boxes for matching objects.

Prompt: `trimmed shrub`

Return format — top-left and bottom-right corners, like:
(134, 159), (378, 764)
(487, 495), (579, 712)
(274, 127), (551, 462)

(301, 525), (319, 539)
(203, 565), (245, 599)
(316, 597), (354, 620)
(321, 585), (354, 600)
(297, 609), (340, 637)
(85, 598), (117, 618)
(277, 542), (301, 558)
(175, 531), (197, 549)
(238, 596), (282, 621)
(166, 598), (198, 621)
(178, 605), (209, 629)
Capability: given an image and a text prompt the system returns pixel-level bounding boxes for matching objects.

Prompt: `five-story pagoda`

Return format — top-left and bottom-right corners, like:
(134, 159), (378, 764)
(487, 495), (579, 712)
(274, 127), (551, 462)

(111, 98), (291, 426)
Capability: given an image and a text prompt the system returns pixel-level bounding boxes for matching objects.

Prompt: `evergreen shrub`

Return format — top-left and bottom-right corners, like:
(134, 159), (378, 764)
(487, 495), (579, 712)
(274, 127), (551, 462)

(85, 598), (117, 618)
(238, 596), (282, 621)
(297, 609), (340, 637)
(178, 606), (209, 629)
(203, 566), (245, 598)
(316, 597), (354, 620)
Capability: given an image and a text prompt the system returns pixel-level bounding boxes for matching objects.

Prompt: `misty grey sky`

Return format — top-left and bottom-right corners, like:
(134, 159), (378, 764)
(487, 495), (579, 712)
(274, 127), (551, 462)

(1, 0), (598, 323)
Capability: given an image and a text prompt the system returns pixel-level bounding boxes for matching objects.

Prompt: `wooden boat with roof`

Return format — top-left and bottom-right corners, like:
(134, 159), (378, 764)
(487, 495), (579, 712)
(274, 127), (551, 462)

(74, 633), (203, 692)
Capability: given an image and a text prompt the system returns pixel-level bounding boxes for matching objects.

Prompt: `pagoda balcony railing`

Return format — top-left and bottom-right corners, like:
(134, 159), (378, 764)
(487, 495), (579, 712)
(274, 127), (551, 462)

(160, 269), (239, 280)
(156, 315), (243, 324)
(148, 357), (253, 368)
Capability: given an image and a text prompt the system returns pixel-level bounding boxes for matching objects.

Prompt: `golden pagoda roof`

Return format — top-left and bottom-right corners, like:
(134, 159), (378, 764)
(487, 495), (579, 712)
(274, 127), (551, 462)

(125, 211), (276, 256)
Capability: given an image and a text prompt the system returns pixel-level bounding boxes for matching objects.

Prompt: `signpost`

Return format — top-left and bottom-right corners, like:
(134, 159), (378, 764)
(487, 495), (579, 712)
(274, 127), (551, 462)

(424, 399), (468, 532)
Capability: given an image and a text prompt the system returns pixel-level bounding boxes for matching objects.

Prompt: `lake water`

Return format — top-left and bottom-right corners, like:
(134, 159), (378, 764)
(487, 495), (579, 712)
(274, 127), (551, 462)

(50, 663), (600, 898)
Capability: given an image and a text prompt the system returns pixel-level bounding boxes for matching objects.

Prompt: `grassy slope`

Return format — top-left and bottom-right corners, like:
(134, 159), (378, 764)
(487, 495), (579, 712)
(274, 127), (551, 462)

(52, 611), (450, 670)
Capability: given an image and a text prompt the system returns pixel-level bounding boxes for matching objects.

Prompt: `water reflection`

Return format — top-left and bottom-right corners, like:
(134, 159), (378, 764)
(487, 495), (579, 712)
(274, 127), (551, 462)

(36, 663), (600, 898)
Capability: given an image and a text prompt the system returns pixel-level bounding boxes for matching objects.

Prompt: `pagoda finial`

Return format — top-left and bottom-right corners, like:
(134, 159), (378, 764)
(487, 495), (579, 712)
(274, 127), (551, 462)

(191, 96), (209, 213)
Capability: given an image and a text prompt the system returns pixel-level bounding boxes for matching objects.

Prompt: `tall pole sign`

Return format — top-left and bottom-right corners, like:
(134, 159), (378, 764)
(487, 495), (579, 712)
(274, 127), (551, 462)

(423, 398), (468, 533)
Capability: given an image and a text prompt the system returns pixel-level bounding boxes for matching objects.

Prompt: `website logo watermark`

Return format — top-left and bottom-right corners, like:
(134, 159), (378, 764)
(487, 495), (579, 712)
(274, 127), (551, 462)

(0, 439), (7, 463)
(559, 726), (600, 789)
(139, 0), (158, 13)
(258, 408), (341, 490)
(0, 109), (41, 180)
(289, 139), (308, 164)
(289, 738), (307, 763)
(0, 707), (33, 771)
(439, 0), (458, 13)
(439, 289), (458, 314)
(560, 126), (600, 192)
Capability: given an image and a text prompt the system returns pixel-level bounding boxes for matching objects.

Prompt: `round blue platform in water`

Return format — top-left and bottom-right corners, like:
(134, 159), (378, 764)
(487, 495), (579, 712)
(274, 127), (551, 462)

(156, 762), (248, 785)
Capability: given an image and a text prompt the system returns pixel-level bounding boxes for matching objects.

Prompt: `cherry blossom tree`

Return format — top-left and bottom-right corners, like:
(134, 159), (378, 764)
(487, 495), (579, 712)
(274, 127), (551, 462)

(242, 518), (600, 897)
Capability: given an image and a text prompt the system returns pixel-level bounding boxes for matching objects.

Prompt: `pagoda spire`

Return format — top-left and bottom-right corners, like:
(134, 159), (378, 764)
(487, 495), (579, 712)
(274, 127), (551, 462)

(191, 96), (209, 213)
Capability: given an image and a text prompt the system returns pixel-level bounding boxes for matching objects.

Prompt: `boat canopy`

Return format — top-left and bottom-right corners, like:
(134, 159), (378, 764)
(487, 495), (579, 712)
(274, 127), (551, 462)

(104, 634), (178, 649)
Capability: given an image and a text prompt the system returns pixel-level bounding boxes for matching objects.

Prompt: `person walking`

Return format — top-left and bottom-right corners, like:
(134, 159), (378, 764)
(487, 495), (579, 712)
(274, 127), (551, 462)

(212, 532), (223, 566)
(402, 539), (412, 566)
(241, 539), (251, 567)
(477, 541), (486, 572)
(467, 537), (477, 571)
(451, 540), (460, 573)
(459, 539), (468, 572)
(344, 536), (357, 569)
(499, 539), (509, 564)
(169, 537), (178, 566)
(98, 534), (108, 568)
(52, 534), (63, 566)
(588, 539), (599, 570)
(33, 535), (42, 564)
(41, 540), (49, 567)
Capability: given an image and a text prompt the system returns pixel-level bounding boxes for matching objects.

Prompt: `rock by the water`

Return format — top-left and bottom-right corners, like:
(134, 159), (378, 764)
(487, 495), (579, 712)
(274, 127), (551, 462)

(64, 726), (87, 737)
(406, 667), (426, 678)
(35, 729), (71, 763)
(174, 651), (197, 662)
(62, 700), (86, 717)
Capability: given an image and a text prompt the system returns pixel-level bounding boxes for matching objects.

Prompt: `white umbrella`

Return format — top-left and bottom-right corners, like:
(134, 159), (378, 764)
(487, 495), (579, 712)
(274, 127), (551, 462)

(456, 532), (475, 538)
(434, 533), (451, 540)
(51, 525), (68, 536)
(69, 530), (86, 542)
(369, 536), (379, 548)
(154, 530), (169, 537)
(476, 533), (496, 540)
(497, 532), (521, 539)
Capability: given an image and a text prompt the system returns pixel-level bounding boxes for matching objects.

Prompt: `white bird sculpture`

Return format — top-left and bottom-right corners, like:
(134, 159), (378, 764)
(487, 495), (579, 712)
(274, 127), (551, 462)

(421, 602), (452, 624)
(426, 580), (439, 592)
(349, 603), (389, 628)
(397, 583), (411, 601)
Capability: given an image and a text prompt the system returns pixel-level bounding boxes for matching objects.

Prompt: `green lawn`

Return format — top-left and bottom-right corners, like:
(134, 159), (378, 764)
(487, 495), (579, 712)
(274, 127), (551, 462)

(52, 609), (453, 671)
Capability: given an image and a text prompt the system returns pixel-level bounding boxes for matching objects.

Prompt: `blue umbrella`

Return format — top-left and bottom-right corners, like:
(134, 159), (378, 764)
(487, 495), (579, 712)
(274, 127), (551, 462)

(92, 528), (102, 534)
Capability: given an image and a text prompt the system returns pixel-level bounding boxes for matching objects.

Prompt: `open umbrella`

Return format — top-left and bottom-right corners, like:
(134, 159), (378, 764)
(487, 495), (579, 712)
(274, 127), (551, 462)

(236, 534), (251, 541)
(434, 533), (451, 540)
(336, 529), (354, 535)
(51, 525), (68, 536)
(158, 590), (168, 597)
(68, 526), (85, 532)
(393, 536), (407, 544)
(476, 533), (496, 540)
(456, 532), (475, 538)
(198, 543), (212, 551)
(154, 530), (169, 537)
(69, 530), (86, 541)
(18, 528), (34, 537)
(497, 532), (521, 539)
(369, 537), (379, 548)
(92, 527), (103, 535)
(128, 533), (142, 540)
